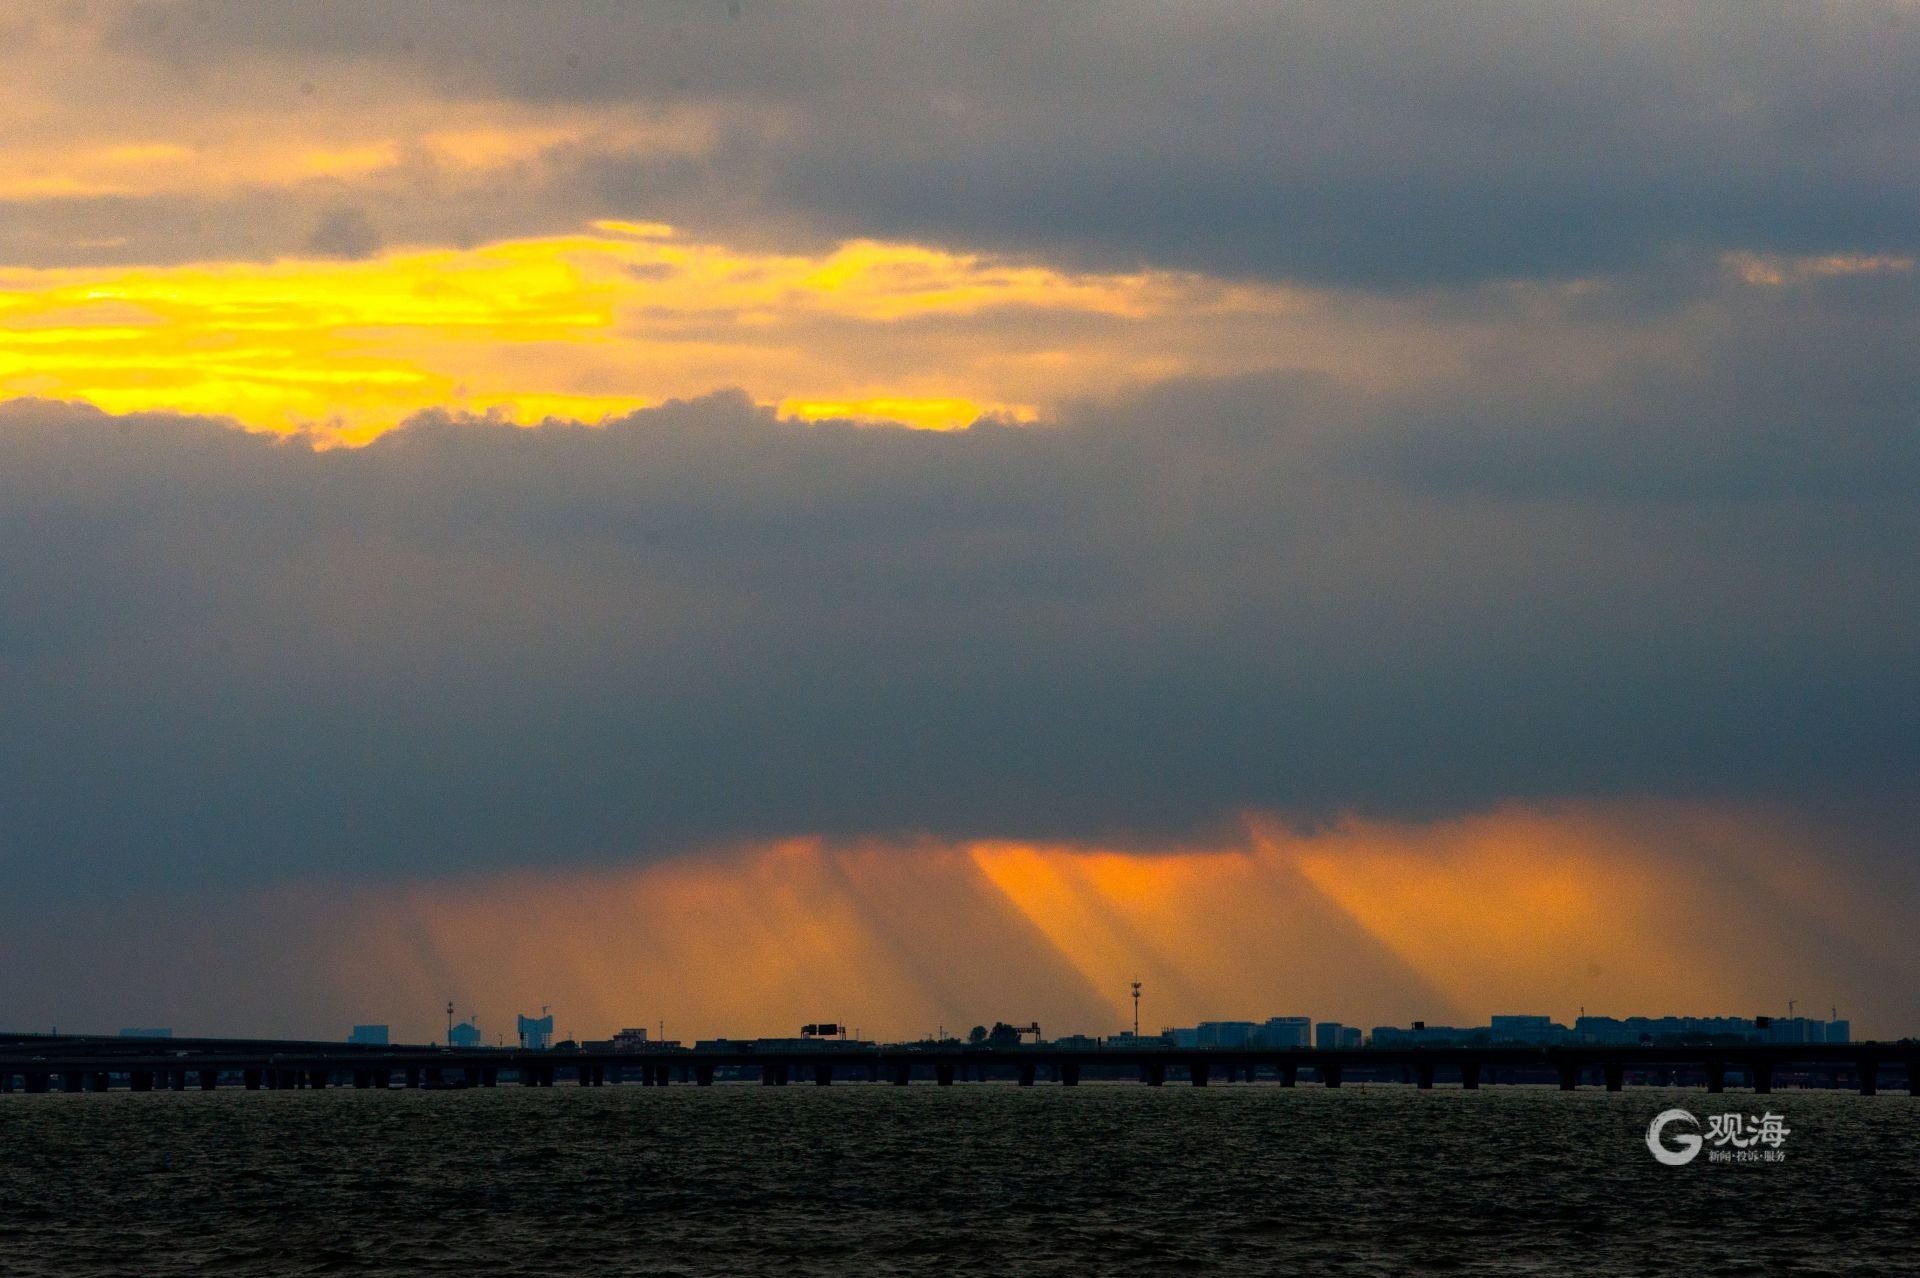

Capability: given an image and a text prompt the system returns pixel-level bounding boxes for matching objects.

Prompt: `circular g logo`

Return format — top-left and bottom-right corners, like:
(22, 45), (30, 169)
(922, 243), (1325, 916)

(1647, 1108), (1703, 1166)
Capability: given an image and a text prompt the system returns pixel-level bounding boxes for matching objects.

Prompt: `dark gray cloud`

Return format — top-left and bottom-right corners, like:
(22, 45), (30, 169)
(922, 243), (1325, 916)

(96, 0), (1920, 285)
(304, 205), (382, 259)
(2, 267), (1914, 902)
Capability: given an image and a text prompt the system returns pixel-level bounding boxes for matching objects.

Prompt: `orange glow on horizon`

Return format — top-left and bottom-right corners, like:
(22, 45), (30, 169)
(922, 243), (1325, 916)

(289, 801), (1913, 1044)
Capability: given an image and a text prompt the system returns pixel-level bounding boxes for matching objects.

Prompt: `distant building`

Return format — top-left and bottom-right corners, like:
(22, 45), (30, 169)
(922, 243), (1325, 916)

(348, 1025), (389, 1046)
(1315, 1022), (1361, 1050)
(1574, 1015), (1763, 1045)
(1490, 1015), (1565, 1044)
(517, 1013), (554, 1050)
(1257, 1017), (1312, 1048)
(118, 1028), (172, 1039)
(1196, 1021), (1258, 1048)
(1369, 1024), (1481, 1047)
(449, 1019), (483, 1049)
(612, 1027), (651, 1052)
(1766, 1016), (1848, 1045)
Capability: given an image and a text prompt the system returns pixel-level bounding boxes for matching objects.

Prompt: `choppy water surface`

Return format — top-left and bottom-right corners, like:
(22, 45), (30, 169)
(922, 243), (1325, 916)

(2, 1086), (1915, 1276)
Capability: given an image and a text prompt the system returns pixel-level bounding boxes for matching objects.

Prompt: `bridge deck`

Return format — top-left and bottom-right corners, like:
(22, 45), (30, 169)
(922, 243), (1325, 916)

(3, 1035), (1915, 1094)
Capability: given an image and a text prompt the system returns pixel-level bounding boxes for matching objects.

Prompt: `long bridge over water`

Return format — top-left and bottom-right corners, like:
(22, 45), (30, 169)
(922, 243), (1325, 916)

(4, 1032), (1916, 1095)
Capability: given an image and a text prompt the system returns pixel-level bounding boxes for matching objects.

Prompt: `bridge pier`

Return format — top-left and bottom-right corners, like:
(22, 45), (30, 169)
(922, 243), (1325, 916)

(690, 1061), (711, 1087)
(91, 1072), (110, 1093)
(1706, 1061), (1725, 1094)
(129, 1070), (153, 1092)
(1907, 1060), (1919, 1095)
(1018, 1063), (1036, 1087)
(654, 1063), (672, 1087)
(62, 1072), (84, 1094)
(1858, 1060), (1878, 1097)
(1604, 1062), (1624, 1093)
(1190, 1061), (1209, 1087)
(1143, 1061), (1166, 1087)
(405, 1067), (421, 1090)
(308, 1069), (328, 1090)
(1321, 1063), (1342, 1088)
(1061, 1062), (1080, 1087)
(814, 1063), (833, 1087)
(24, 1073), (49, 1094)
(200, 1069), (219, 1091)
(935, 1063), (955, 1086)
(1416, 1062), (1435, 1090)
(1460, 1062), (1480, 1090)
(1557, 1063), (1579, 1091)
(1752, 1062), (1773, 1095)
(243, 1068), (261, 1091)
(1280, 1063), (1297, 1088)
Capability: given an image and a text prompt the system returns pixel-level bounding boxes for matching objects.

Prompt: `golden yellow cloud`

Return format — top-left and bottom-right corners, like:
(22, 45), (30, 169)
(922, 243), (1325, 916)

(0, 224), (1368, 437)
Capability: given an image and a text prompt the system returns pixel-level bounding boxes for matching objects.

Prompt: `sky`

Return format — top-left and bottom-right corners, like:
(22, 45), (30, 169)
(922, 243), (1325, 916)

(3, 1), (1917, 1043)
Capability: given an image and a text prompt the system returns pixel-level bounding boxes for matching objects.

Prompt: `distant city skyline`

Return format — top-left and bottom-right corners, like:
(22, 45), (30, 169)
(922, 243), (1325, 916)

(21, 1001), (1890, 1055)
